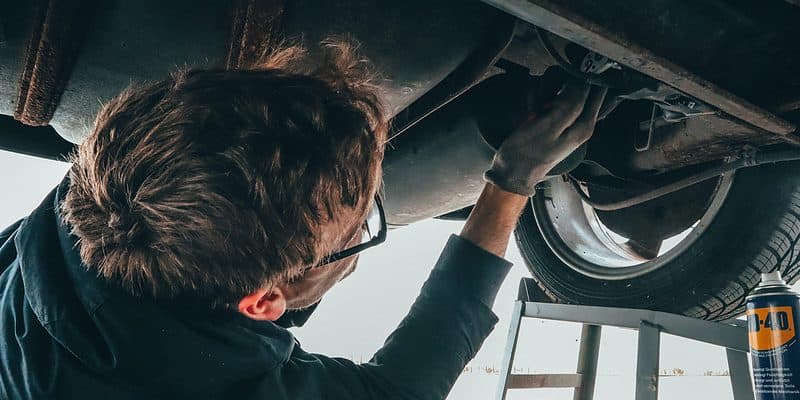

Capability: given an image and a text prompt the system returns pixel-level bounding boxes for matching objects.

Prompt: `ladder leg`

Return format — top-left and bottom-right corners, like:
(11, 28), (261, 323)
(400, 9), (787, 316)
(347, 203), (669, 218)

(725, 348), (755, 400)
(497, 301), (525, 400)
(573, 324), (602, 400)
(635, 321), (661, 400)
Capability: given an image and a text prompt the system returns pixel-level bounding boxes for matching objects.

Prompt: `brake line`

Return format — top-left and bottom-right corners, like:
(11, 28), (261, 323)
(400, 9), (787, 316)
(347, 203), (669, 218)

(568, 148), (800, 211)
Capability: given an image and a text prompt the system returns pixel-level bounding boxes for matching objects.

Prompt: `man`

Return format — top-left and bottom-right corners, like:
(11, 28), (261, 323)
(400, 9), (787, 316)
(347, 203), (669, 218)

(0, 42), (605, 399)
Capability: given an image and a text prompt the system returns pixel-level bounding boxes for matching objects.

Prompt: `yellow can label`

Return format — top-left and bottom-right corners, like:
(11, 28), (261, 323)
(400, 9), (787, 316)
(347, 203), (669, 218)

(747, 306), (796, 351)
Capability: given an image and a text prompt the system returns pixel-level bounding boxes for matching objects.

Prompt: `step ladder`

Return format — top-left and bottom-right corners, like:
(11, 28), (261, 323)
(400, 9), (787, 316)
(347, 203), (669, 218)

(496, 278), (754, 400)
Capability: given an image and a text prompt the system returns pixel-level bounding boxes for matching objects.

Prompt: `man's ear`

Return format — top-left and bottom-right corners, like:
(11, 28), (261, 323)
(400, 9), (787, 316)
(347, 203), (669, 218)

(237, 287), (287, 321)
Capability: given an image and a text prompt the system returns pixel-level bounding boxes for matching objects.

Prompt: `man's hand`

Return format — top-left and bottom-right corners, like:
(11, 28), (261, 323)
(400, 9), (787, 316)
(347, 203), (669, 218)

(484, 83), (608, 197)
(461, 82), (607, 257)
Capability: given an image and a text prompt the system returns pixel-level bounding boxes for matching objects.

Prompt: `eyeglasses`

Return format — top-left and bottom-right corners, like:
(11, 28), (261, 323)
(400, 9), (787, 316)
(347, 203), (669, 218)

(308, 195), (387, 270)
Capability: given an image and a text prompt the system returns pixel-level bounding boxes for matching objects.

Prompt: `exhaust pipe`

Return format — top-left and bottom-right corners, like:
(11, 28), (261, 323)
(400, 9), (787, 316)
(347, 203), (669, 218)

(382, 72), (574, 225)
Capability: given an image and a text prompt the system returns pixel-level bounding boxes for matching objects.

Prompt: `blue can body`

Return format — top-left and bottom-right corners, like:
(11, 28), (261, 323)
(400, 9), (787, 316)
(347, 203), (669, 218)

(747, 291), (800, 400)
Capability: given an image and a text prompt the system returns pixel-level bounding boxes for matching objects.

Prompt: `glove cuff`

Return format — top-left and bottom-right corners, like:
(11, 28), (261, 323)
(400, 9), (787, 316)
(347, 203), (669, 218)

(484, 165), (536, 197)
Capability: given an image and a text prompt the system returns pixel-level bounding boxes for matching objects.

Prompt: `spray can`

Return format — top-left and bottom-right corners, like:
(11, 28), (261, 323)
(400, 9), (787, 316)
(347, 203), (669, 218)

(747, 271), (800, 399)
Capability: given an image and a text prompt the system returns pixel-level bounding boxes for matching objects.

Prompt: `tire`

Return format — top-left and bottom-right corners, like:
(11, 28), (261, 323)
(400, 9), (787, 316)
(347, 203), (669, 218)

(515, 162), (800, 321)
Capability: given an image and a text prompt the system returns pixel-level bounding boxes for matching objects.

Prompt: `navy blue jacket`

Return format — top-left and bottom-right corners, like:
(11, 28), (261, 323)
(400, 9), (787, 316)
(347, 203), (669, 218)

(0, 179), (511, 399)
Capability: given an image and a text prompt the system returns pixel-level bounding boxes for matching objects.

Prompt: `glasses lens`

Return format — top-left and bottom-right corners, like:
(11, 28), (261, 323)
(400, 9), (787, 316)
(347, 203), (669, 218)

(363, 201), (382, 241)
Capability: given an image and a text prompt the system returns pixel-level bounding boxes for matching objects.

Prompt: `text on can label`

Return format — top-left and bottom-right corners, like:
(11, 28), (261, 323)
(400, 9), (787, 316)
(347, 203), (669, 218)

(748, 306), (796, 350)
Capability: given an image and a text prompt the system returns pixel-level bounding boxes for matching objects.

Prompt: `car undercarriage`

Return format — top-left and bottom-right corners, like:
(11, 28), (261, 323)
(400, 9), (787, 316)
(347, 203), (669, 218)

(2, 0), (799, 319)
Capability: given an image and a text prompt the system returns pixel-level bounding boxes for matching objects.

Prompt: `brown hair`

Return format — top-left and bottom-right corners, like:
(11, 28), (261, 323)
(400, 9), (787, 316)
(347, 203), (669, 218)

(62, 40), (387, 308)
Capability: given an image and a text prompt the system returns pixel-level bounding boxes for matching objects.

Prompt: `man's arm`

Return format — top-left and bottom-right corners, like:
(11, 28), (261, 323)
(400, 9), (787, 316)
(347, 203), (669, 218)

(277, 233), (513, 399)
(460, 184), (528, 258)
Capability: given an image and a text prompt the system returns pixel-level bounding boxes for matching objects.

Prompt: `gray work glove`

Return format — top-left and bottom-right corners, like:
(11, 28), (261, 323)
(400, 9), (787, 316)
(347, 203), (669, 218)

(484, 83), (608, 196)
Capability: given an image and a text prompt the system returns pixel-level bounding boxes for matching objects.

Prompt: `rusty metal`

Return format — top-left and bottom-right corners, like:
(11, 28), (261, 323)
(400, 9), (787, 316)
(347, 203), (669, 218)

(480, 0), (798, 138)
(14, 0), (96, 126)
(629, 114), (784, 171)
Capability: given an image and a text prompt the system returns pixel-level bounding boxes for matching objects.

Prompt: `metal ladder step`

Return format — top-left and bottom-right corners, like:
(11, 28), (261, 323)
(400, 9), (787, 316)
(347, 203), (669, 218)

(496, 278), (754, 400)
(506, 373), (583, 389)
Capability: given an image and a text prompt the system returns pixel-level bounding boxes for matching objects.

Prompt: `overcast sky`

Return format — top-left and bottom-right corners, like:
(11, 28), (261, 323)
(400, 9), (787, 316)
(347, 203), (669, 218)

(1, 150), (742, 399)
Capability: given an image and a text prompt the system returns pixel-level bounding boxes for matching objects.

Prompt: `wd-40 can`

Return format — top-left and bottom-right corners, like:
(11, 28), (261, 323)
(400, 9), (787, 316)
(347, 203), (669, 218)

(747, 271), (800, 400)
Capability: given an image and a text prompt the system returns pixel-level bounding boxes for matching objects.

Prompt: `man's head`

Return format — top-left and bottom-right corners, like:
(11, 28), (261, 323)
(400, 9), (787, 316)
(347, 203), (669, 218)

(63, 41), (387, 319)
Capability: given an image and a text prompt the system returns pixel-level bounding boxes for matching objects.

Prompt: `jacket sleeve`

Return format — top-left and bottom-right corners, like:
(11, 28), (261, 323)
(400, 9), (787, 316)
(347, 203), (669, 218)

(277, 234), (513, 399)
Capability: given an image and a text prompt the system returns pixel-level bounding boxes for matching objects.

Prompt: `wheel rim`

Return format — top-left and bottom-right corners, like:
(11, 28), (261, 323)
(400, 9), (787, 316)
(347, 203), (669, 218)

(531, 173), (735, 280)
